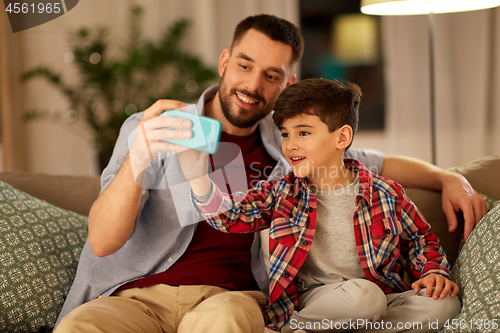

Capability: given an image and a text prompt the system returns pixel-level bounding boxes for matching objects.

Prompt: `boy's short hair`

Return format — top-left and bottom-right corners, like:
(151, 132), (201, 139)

(273, 78), (361, 149)
(231, 14), (304, 68)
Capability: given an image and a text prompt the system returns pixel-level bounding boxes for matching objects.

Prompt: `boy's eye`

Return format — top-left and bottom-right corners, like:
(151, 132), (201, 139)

(240, 64), (248, 69)
(281, 133), (289, 138)
(299, 131), (309, 136)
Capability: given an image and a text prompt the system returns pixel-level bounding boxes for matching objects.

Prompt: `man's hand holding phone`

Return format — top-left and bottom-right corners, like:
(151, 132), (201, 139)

(129, 100), (192, 177)
(129, 99), (220, 196)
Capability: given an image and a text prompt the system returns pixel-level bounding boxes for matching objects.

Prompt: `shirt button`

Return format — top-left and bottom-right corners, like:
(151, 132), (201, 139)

(385, 229), (391, 235)
(301, 240), (308, 246)
(308, 207), (313, 212)
(167, 257), (174, 263)
(288, 213), (294, 218)
(284, 272), (290, 278)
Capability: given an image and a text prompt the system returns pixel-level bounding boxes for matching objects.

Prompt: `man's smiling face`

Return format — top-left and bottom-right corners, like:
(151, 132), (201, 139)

(218, 28), (295, 129)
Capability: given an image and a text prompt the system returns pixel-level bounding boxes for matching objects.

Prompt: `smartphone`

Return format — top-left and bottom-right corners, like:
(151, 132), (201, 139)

(160, 107), (221, 154)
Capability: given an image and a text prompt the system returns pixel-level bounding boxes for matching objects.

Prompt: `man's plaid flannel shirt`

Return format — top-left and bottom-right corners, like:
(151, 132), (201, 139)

(194, 159), (451, 331)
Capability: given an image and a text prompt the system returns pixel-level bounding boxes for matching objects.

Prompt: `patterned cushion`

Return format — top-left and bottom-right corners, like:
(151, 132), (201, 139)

(0, 181), (88, 332)
(439, 198), (500, 333)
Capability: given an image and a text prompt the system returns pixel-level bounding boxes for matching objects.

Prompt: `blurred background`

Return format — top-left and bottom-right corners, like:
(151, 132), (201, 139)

(1, 0), (499, 176)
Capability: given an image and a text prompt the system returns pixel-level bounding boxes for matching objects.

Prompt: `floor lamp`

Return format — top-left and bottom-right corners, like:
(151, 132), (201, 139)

(360, 0), (500, 165)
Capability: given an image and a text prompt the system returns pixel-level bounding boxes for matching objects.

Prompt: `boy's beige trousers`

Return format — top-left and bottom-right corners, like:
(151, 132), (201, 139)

(55, 284), (266, 333)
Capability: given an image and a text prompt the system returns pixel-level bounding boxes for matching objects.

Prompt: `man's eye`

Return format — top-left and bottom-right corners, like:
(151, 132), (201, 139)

(240, 64), (248, 69)
(266, 74), (276, 80)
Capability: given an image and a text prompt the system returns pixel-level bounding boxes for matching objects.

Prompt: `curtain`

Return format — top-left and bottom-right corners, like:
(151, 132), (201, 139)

(381, 7), (500, 168)
(0, 9), (28, 171)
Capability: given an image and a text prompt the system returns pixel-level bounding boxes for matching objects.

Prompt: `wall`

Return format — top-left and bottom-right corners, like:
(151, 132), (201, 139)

(3, 2), (498, 175)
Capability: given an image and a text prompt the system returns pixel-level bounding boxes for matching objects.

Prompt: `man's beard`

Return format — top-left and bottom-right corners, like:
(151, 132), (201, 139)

(218, 76), (270, 129)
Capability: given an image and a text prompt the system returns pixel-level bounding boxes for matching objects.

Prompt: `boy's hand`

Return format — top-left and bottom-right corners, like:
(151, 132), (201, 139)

(178, 148), (212, 199)
(411, 274), (459, 300)
(178, 148), (209, 182)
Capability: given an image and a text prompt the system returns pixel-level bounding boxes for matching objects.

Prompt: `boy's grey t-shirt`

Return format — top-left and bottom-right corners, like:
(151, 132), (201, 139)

(295, 175), (366, 293)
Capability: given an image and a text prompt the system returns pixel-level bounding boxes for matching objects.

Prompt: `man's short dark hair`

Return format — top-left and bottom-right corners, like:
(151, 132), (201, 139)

(273, 78), (361, 149)
(232, 14), (304, 67)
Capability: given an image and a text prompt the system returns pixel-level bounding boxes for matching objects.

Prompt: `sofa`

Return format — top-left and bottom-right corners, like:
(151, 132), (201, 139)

(0, 156), (499, 332)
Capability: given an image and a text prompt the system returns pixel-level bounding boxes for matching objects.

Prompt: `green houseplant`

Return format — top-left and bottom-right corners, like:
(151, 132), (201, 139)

(21, 5), (217, 171)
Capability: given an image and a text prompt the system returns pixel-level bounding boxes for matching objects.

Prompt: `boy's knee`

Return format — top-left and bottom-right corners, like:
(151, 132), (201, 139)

(408, 290), (461, 328)
(429, 294), (461, 323)
(349, 280), (387, 318)
(356, 279), (387, 313)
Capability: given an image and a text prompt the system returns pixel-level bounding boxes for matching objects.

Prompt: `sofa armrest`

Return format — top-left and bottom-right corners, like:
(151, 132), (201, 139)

(404, 156), (500, 269)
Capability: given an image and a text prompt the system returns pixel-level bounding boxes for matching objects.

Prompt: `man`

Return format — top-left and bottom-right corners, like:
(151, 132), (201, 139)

(55, 14), (486, 333)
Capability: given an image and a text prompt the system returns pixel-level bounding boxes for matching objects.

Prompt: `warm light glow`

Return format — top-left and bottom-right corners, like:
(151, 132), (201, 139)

(361, 0), (500, 15)
(332, 14), (378, 65)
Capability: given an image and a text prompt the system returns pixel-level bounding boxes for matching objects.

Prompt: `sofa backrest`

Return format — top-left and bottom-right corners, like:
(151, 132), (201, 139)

(1, 156), (498, 266)
(0, 172), (101, 216)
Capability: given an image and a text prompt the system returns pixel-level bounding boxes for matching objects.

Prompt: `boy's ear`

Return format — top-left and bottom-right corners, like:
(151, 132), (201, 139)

(286, 74), (297, 88)
(218, 49), (230, 77)
(336, 125), (353, 150)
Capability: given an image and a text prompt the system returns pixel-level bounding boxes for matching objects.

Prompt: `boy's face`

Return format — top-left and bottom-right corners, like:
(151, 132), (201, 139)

(280, 114), (347, 182)
(217, 29), (296, 129)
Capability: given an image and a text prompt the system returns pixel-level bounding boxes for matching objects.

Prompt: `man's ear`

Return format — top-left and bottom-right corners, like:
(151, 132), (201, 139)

(336, 125), (353, 149)
(219, 49), (230, 77)
(286, 74), (297, 88)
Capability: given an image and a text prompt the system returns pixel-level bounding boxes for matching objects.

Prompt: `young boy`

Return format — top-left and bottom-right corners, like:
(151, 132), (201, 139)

(179, 78), (461, 332)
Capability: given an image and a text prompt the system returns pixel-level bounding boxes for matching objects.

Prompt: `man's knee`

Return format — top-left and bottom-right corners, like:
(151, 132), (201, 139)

(55, 297), (162, 333)
(55, 300), (107, 332)
(180, 291), (264, 333)
(203, 291), (263, 319)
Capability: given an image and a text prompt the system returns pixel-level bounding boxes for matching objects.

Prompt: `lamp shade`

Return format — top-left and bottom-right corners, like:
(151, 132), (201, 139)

(332, 14), (378, 65)
(361, 0), (500, 15)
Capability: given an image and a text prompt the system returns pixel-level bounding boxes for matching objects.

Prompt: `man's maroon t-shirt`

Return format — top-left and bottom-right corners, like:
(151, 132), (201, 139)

(119, 128), (277, 291)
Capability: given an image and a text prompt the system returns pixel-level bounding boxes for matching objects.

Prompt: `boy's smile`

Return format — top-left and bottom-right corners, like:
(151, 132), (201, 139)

(280, 113), (353, 189)
(289, 155), (305, 165)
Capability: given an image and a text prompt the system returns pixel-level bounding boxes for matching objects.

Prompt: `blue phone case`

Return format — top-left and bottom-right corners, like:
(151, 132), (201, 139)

(160, 107), (222, 154)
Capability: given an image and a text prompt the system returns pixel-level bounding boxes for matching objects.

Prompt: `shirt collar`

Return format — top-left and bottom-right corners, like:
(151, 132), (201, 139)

(282, 159), (373, 201)
(280, 172), (310, 198)
(196, 85), (219, 115)
(344, 158), (373, 205)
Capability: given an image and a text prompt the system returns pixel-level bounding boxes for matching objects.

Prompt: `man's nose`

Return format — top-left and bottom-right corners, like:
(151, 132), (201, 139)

(245, 71), (264, 94)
